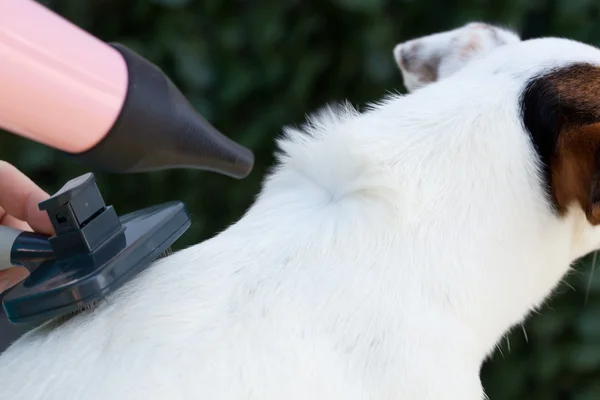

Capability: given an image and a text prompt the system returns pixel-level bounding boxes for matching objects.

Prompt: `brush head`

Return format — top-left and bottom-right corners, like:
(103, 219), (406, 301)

(1, 173), (190, 324)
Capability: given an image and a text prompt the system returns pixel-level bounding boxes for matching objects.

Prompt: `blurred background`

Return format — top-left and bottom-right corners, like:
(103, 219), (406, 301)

(1, 0), (600, 398)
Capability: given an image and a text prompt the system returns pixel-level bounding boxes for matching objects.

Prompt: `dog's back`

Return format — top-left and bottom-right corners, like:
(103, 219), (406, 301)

(0, 96), (498, 399)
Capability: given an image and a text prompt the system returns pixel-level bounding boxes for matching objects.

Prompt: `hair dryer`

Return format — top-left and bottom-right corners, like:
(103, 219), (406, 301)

(0, 0), (254, 177)
(0, 0), (255, 325)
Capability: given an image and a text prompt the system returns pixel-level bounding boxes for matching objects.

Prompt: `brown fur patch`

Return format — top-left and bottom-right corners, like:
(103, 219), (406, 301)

(548, 64), (600, 120)
(398, 42), (439, 83)
(552, 123), (600, 224)
(536, 64), (600, 224)
(417, 61), (439, 83)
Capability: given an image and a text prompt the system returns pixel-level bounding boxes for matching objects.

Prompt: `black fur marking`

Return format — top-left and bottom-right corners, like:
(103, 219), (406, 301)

(520, 73), (562, 210)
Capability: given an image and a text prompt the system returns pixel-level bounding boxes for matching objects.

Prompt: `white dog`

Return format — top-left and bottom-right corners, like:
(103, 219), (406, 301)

(2, 22), (600, 400)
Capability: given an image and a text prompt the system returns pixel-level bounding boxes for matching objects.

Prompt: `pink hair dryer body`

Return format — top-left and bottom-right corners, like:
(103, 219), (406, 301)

(0, 0), (254, 177)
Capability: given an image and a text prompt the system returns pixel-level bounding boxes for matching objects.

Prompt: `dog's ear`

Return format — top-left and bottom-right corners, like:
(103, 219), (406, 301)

(393, 22), (521, 92)
(521, 64), (600, 225)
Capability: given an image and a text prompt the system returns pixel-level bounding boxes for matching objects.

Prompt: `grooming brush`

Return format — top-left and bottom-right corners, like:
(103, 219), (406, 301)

(1, 173), (190, 324)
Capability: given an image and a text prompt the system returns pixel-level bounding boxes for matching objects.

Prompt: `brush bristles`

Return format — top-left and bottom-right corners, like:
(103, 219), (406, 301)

(51, 247), (174, 324)
(54, 301), (99, 324)
(159, 246), (173, 258)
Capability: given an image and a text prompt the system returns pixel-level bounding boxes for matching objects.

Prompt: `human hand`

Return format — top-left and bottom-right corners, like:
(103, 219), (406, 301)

(0, 161), (54, 294)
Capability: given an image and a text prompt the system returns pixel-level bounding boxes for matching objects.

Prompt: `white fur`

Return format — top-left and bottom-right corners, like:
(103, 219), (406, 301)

(2, 32), (600, 400)
(394, 22), (521, 92)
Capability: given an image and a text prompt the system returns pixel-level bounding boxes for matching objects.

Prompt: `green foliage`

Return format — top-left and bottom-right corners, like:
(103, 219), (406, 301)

(3, 0), (600, 397)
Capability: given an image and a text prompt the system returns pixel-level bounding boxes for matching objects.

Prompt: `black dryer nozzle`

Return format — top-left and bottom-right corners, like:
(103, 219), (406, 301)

(68, 43), (254, 178)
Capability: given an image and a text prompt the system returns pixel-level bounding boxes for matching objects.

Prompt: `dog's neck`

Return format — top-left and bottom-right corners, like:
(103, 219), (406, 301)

(225, 82), (595, 387)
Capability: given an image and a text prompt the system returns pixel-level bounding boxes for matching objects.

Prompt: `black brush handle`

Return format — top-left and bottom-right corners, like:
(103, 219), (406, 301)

(0, 227), (53, 271)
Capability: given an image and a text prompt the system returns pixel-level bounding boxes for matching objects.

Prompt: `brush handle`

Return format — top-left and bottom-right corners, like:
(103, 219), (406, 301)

(0, 226), (54, 271)
(0, 227), (22, 271)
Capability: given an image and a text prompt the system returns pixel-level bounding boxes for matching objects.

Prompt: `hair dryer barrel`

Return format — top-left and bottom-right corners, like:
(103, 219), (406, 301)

(0, 0), (127, 154)
(0, 0), (254, 179)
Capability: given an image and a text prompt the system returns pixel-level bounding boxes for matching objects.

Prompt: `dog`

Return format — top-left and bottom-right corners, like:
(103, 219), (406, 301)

(2, 22), (600, 400)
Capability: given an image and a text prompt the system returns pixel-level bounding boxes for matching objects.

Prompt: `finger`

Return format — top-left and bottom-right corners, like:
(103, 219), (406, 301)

(0, 209), (31, 231)
(0, 267), (29, 294)
(0, 161), (54, 235)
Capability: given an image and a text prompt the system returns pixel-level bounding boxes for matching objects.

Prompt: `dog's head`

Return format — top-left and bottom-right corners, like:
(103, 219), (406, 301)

(393, 22), (521, 92)
(394, 24), (600, 254)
